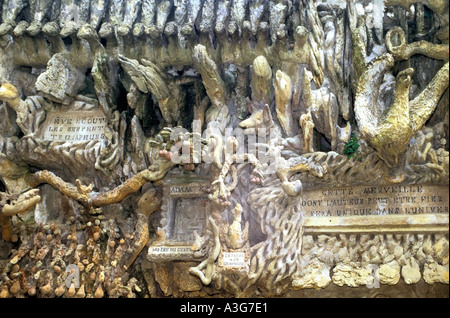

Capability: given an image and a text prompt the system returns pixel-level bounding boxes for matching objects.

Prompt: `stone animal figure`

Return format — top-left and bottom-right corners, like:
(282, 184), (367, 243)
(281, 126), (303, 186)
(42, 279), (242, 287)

(238, 101), (327, 197)
(354, 53), (449, 175)
(256, 139), (328, 197)
(239, 101), (303, 157)
(224, 203), (249, 250)
(239, 102), (282, 138)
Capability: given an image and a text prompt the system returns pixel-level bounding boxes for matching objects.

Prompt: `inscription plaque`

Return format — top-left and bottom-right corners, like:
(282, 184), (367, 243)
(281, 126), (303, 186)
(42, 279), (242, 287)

(148, 246), (192, 255)
(221, 252), (247, 267)
(40, 110), (107, 141)
(218, 245), (250, 273)
(301, 185), (448, 217)
(301, 184), (449, 234)
(148, 176), (211, 262)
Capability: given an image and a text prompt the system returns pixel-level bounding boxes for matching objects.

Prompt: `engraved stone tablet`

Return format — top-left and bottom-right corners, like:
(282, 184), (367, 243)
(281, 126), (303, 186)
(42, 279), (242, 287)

(218, 245), (250, 273)
(39, 110), (107, 141)
(148, 246), (193, 256)
(221, 252), (246, 267)
(301, 184), (448, 217)
(148, 175), (211, 262)
(301, 184), (449, 233)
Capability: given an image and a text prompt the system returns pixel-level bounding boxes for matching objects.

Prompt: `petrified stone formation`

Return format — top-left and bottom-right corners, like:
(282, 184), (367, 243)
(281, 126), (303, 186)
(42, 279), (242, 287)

(0, 0), (448, 298)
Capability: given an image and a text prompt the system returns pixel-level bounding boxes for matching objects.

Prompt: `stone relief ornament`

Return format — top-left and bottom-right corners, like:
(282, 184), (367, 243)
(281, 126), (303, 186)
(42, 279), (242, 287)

(0, 0), (448, 298)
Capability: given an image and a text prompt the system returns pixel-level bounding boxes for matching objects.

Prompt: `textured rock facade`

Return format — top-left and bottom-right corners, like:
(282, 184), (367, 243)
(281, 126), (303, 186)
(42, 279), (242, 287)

(0, 0), (448, 298)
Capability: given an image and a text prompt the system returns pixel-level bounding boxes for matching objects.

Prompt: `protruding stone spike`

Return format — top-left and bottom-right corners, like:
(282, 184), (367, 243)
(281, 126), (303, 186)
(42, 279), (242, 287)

(251, 55), (273, 105)
(228, 20), (238, 38)
(192, 44), (229, 131)
(198, 0), (215, 35)
(77, 23), (101, 49)
(156, 0), (173, 34)
(29, 0), (54, 26)
(141, 0), (157, 26)
(256, 22), (270, 50)
(42, 21), (66, 53)
(0, 22), (14, 36)
(26, 21), (42, 37)
(230, 0), (248, 37)
(187, 0), (203, 26)
(98, 22), (114, 39)
(269, 1), (288, 44)
(274, 70), (295, 136)
(249, 0), (266, 36)
(146, 24), (160, 40)
(109, 0), (125, 26)
(294, 25), (308, 48)
(90, 0), (108, 31)
(60, 20), (80, 37)
(215, 0), (231, 34)
(242, 20), (252, 40)
(122, 0), (142, 29)
(164, 21), (177, 38)
(274, 23), (288, 50)
(1, 0), (27, 27)
(117, 24), (130, 37)
(42, 21), (60, 37)
(12, 20), (29, 36)
(132, 23), (145, 38)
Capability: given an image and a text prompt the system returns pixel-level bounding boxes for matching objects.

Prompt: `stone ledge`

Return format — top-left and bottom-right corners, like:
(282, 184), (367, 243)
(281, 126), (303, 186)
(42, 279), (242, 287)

(303, 214), (449, 233)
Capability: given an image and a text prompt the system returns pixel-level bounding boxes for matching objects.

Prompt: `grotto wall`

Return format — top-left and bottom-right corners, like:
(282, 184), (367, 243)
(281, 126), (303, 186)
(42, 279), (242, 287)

(0, 0), (448, 298)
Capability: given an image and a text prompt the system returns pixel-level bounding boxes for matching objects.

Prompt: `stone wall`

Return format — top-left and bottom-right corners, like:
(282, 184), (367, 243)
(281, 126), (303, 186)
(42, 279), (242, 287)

(0, 0), (448, 298)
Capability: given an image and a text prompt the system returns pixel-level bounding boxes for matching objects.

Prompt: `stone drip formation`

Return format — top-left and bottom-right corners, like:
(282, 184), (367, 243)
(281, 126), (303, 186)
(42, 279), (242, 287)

(0, 0), (448, 298)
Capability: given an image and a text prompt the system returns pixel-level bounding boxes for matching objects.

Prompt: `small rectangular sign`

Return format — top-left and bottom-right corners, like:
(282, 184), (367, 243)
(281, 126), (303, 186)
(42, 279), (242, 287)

(300, 185), (448, 217)
(40, 110), (107, 142)
(221, 252), (247, 267)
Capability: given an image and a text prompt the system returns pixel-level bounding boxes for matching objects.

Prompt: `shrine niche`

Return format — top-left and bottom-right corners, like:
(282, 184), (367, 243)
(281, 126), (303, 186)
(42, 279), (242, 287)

(147, 174), (211, 262)
(0, 0), (448, 299)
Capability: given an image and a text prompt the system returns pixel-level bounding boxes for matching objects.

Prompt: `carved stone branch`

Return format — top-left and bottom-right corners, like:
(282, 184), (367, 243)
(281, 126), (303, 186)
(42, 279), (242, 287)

(29, 159), (175, 208)
(189, 216), (221, 285)
(208, 137), (263, 206)
(0, 189), (40, 241)
(124, 185), (162, 271)
(0, 152), (40, 241)
(1, 189), (40, 217)
(386, 27), (449, 61)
